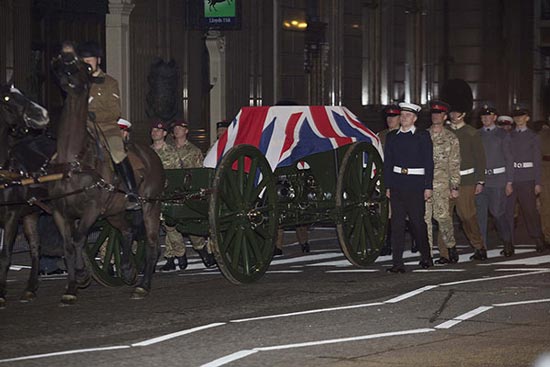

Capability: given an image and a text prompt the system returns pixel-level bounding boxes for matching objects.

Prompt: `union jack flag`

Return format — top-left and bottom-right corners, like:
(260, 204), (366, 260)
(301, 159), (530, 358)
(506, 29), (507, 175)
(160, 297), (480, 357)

(204, 106), (382, 171)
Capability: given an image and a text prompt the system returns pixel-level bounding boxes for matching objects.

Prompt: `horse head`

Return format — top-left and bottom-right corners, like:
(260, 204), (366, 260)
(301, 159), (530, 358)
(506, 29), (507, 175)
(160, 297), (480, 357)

(0, 83), (49, 132)
(51, 52), (93, 95)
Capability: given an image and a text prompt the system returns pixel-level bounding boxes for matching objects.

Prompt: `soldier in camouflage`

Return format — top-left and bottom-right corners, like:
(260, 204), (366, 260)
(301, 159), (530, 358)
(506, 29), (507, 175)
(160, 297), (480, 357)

(150, 121), (187, 272)
(425, 101), (461, 264)
(171, 120), (216, 269)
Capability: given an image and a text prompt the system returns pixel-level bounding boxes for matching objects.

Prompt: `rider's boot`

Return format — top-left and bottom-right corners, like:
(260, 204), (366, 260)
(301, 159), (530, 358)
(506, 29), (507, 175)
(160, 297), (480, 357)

(115, 157), (140, 210)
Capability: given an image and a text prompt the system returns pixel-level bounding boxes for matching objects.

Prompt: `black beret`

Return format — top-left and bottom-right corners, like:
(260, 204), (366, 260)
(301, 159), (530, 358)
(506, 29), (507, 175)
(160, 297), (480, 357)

(77, 41), (103, 58)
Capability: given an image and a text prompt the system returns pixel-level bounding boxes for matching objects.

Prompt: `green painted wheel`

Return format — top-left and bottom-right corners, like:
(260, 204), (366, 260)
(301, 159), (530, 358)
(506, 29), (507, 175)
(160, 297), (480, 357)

(209, 145), (278, 284)
(86, 222), (145, 287)
(336, 142), (389, 266)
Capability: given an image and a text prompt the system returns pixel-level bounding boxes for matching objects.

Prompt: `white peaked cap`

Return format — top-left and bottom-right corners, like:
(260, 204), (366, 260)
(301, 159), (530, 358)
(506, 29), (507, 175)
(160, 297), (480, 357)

(117, 118), (132, 129)
(398, 102), (421, 114)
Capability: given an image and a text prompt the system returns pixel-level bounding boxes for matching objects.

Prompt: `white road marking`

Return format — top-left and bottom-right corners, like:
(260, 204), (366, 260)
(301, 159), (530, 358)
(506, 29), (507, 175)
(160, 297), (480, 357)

(8, 265), (30, 271)
(200, 328), (435, 367)
(440, 269), (550, 286)
(0, 346), (130, 364)
(270, 252), (342, 265)
(384, 285), (439, 303)
(493, 298), (550, 307)
(494, 268), (550, 272)
(266, 270), (303, 274)
(434, 306), (493, 329)
(201, 350), (258, 367)
(412, 269), (466, 272)
(230, 302), (385, 323)
(326, 269), (379, 273)
(481, 255), (550, 266)
(308, 259), (353, 267)
(131, 323), (226, 347)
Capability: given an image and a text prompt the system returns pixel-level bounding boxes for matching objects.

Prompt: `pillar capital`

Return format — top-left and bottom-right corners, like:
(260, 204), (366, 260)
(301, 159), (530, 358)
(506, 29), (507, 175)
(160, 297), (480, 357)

(108, 0), (135, 15)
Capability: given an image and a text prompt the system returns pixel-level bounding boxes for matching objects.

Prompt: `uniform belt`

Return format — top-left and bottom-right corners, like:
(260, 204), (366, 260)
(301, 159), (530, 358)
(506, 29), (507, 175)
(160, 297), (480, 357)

(393, 166), (425, 175)
(543, 155), (550, 162)
(514, 162), (533, 168)
(460, 168), (475, 176)
(485, 167), (505, 175)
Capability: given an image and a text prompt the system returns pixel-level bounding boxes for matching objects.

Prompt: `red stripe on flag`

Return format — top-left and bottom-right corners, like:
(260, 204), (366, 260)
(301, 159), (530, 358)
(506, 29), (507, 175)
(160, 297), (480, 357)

(279, 112), (302, 159)
(233, 106), (270, 148)
(309, 107), (353, 146)
(343, 110), (379, 143)
(216, 130), (228, 161)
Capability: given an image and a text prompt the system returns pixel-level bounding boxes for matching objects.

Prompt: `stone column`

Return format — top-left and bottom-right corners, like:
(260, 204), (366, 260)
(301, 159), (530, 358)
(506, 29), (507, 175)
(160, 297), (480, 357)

(107, 0), (135, 119)
(206, 30), (226, 144)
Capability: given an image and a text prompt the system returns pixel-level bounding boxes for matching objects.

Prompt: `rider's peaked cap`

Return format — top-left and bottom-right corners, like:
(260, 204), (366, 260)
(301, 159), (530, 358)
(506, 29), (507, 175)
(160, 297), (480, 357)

(383, 104), (401, 117)
(77, 41), (103, 58)
(430, 100), (450, 114)
(398, 102), (421, 114)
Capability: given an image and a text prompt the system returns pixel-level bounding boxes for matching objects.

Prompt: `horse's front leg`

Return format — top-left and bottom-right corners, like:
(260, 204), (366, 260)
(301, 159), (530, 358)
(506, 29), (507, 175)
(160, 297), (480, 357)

(0, 212), (19, 308)
(53, 211), (78, 305)
(20, 212), (40, 302)
(132, 201), (161, 299)
(73, 210), (100, 289)
(107, 214), (136, 286)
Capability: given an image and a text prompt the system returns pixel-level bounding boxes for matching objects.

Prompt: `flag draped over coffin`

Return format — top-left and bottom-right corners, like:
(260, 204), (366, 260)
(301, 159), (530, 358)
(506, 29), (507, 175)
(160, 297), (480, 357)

(203, 106), (382, 171)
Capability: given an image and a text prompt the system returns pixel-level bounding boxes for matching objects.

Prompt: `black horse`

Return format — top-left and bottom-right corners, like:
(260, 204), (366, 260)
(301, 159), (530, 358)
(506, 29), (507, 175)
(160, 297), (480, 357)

(50, 53), (164, 304)
(0, 83), (50, 308)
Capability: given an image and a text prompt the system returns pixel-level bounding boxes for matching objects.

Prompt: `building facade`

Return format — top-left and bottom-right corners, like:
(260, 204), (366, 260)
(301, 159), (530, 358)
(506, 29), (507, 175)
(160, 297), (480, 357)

(0, 0), (547, 148)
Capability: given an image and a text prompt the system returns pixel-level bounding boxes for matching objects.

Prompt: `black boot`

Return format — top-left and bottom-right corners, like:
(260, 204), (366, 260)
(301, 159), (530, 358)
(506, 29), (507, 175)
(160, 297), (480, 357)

(115, 157), (140, 210)
(500, 242), (514, 257)
(470, 248), (487, 261)
(535, 238), (545, 253)
(380, 223), (392, 256)
(300, 242), (310, 253)
(196, 247), (217, 268)
(177, 255), (188, 270)
(448, 246), (459, 263)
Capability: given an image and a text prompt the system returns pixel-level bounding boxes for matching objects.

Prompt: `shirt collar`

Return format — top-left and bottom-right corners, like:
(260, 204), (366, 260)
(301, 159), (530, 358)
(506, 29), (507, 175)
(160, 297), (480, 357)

(397, 125), (416, 134)
(516, 126), (528, 132)
(484, 125), (497, 131)
(450, 121), (465, 130)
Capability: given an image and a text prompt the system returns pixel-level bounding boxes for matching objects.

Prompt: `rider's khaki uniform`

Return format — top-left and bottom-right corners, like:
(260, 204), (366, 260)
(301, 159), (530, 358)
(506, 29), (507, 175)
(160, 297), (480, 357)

(87, 70), (125, 164)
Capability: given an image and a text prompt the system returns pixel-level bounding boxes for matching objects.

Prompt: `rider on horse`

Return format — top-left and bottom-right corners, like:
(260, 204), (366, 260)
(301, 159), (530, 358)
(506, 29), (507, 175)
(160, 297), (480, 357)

(77, 41), (139, 210)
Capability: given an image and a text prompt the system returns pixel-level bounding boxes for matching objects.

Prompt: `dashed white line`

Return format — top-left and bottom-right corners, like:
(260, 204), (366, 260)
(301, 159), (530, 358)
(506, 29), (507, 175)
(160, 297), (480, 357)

(434, 306), (493, 329)
(0, 346), (130, 364)
(384, 285), (439, 303)
(493, 298), (550, 307)
(131, 323), (226, 347)
(325, 269), (379, 273)
(230, 302), (385, 323)
(201, 350), (258, 367)
(440, 269), (550, 286)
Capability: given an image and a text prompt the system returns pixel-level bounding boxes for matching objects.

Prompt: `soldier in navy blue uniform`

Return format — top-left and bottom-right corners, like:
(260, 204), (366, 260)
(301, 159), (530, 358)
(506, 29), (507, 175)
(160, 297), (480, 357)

(475, 104), (513, 254)
(505, 105), (545, 255)
(384, 102), (434, 272)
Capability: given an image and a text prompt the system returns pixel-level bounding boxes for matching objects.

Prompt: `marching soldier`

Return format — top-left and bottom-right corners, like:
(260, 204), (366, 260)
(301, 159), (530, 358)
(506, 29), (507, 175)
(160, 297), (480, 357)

(150, 121), (187, 271)
(539, 121), (550, 248)
(425, 100), (461, 264)
(505, 106), (545, 254)
(445, 104), (488, 260)
(78, 41), (139, 210)
(172, 120), (217, 267)
(378, 104), (401, 256)
(475, 104), (513, 255)
(384, 102), (434, 273)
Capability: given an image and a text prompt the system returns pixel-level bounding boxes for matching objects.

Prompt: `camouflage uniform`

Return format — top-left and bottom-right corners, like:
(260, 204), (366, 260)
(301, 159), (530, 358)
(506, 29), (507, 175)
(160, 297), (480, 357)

(175, 140), (204, 168)
(173, 140), (207, 254)
(88, 70), (126, 164)
(152, 141), (187, 258)
(425, 127), (461, 258)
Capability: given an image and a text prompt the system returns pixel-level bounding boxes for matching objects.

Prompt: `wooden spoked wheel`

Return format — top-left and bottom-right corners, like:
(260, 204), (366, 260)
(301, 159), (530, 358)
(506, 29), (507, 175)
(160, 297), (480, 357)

(209, 145), (278, 284)
(86, 222), (145, 287)
(336, 142), (389, 266)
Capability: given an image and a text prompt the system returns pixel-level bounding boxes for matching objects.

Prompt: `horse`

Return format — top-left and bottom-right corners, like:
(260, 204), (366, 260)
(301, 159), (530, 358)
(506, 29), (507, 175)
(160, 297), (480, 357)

(50, 53), (164, 304)
(0, 83), (50, 308)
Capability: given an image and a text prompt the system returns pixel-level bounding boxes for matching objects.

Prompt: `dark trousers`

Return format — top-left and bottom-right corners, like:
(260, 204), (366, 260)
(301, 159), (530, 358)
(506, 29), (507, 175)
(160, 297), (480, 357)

(475, 186), (511, 246)
(390, 189), (431, 267)
(506, 180), (543, 244)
